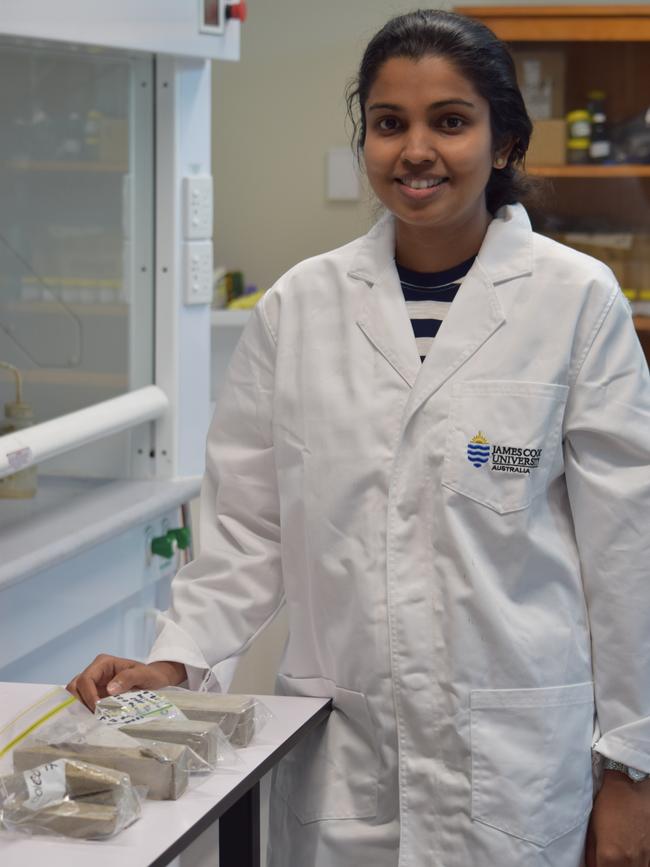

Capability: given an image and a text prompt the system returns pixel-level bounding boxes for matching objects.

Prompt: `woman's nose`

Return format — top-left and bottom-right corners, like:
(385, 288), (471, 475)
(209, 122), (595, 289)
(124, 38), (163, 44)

(401, 126), (435, 164)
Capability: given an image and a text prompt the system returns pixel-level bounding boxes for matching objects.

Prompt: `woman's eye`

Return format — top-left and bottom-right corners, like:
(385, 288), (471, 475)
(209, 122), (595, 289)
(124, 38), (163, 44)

(440, 115), (466, 131)
(377, 117), (401, 132)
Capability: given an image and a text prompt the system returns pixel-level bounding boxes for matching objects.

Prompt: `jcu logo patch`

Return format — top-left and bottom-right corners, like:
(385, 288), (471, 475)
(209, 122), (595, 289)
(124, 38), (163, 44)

(467, 431), (491, 468)
(467, 431), (542, 474)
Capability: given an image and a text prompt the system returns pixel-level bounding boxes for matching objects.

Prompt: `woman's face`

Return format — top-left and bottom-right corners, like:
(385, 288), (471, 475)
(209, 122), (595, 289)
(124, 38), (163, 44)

(363, 54), (506, 238)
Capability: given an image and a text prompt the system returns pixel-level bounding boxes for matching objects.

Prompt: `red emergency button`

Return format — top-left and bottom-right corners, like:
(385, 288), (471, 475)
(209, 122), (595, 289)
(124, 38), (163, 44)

(226, 1), (248, 22)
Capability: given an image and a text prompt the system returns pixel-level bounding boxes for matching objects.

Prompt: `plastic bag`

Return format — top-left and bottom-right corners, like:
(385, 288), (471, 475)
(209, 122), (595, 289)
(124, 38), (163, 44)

(95, 690), (241, 773)
(0, 758), (141, 839)
(611, 107), (650, 164)
(1, 687), (189, 800)
(157, 687), (273, 748)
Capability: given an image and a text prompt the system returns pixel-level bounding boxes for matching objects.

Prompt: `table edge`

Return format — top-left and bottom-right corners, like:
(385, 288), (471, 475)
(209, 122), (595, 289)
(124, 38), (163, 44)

(147, 699), (332, 867)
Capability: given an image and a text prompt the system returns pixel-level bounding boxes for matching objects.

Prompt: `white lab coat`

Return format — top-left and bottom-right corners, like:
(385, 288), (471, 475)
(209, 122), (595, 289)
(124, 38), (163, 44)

(149, 204), (650, 867)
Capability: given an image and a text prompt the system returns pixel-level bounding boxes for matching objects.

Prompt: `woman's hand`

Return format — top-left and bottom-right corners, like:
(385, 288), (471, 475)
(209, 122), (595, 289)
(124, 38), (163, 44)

(586, 770), (650, 866)
(67, 655), (187, 711)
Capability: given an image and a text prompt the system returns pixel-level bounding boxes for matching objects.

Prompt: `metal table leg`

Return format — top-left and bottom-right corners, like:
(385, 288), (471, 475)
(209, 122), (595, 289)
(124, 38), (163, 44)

(218, 781), (261, 867)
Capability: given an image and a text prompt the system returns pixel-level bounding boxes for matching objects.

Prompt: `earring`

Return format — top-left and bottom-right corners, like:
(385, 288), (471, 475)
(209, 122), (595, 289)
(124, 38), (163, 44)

(494, 157), (506, 169)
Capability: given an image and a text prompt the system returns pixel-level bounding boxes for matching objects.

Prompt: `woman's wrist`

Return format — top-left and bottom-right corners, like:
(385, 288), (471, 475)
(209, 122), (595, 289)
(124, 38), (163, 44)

(149, 660), (187, 686)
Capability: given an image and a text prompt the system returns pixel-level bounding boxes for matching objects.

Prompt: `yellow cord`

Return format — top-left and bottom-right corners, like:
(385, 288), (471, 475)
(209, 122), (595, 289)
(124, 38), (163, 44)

(0, 694), (77, 760)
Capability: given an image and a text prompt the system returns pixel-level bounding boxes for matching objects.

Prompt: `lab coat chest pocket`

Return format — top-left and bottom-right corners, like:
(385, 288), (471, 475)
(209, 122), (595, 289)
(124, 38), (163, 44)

(273, 675), (379, 824)
(442, 381), (569, 514)
(470, 683), (594, 847)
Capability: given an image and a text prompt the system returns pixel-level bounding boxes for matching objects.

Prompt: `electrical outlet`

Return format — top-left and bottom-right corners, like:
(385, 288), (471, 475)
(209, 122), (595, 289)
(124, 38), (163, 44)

(182, 175), (213, 240)
(183, 240), (213, 305)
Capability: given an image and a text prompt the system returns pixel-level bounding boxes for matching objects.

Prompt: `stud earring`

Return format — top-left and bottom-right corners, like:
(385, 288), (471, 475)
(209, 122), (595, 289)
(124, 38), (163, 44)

(494, 157), (506, 169)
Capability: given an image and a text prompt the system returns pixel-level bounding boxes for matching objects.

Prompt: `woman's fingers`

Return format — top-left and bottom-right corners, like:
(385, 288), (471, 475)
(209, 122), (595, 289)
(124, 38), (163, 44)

(66, 655), (139, 710)
(66, 657), (186, 711)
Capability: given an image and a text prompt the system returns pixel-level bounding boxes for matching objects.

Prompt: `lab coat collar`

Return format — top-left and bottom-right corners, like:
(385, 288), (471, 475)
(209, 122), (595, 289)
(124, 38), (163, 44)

(348, 203), (533, 287)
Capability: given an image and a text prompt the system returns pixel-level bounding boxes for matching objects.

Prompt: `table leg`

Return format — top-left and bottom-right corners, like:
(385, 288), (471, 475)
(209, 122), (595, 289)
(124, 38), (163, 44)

(219, 781), (261, 867)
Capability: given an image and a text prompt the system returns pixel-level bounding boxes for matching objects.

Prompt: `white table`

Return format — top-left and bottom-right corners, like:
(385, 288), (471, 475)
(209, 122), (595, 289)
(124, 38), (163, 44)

(0, 683), (331, 866)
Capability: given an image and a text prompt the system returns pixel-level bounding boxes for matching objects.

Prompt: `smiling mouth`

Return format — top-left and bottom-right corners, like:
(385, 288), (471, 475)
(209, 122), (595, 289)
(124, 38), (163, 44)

(397, 177), (449, 190)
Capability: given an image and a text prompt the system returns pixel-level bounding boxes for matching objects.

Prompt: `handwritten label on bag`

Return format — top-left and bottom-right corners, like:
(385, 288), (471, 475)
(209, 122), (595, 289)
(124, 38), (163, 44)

(23, 760), (67, 811)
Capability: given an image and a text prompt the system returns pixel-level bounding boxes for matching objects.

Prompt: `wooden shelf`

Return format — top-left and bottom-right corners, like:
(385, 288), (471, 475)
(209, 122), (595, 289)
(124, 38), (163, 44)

(633, 316), (650, 334)
(454, 5), (650, 41)
(4, 160), (127, 173)
(527, 165), (650, 178)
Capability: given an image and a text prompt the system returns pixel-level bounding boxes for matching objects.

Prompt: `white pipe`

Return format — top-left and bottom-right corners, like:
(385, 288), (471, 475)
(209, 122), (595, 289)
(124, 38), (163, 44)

(0, 385), (168, 479)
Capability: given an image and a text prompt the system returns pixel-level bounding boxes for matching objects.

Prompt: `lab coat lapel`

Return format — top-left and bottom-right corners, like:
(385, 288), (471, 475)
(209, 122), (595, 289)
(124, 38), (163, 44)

(349, 204), (533, 399)
(352, 214), (421, 388)
(405, 262), (505, 421)
(404, 204), (533, 423)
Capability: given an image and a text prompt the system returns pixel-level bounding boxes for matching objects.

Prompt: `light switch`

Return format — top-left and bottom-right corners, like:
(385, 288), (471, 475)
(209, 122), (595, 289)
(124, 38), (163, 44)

(326, 147), (360, 201)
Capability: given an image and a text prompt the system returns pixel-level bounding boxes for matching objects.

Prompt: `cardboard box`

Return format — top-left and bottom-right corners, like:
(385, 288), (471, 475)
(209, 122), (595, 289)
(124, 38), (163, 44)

(527, 119), (566, 167)
(513, 49), (566, 120)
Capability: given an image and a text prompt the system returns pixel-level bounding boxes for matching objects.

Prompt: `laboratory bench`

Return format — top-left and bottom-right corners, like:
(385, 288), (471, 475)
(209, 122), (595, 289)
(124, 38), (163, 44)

(0, 682), (331, 867)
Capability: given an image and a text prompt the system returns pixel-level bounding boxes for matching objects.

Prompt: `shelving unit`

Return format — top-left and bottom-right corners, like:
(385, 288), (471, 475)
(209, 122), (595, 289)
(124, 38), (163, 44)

(455, 5), (650, 41)
(456, 4), (650, 362)
(4, 160), (127, 173)
(527, 165), (650, 179)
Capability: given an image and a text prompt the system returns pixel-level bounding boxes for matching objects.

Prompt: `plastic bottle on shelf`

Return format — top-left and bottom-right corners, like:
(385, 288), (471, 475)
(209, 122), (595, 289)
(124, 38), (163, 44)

(587, 89), (606, 119)
(566, 110), (592, 164)
(83, 110), (102, 161)
(567, 137), (590, 165)
(589, 112), (611, 163)
(0, 363), (37, 500)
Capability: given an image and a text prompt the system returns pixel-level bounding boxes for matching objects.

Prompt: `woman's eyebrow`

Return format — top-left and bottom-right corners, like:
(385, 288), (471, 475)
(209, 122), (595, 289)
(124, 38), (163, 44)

(367, 98), (476, 112)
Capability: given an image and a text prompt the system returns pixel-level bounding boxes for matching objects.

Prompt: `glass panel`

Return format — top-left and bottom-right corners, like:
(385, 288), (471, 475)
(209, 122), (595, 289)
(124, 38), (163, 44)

(0, 39), (154, 430)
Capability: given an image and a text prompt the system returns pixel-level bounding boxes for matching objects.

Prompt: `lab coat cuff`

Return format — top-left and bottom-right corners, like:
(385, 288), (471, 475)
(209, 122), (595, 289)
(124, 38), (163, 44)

(593, 735), (650, 775)
(147, 617), (239, 692)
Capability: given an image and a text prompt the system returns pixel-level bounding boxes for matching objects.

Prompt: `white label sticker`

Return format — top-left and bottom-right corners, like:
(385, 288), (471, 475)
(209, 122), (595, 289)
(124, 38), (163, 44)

(96, 690), (184, 726)
(7, 447), (32, 471)
(23, 760), (67, 811)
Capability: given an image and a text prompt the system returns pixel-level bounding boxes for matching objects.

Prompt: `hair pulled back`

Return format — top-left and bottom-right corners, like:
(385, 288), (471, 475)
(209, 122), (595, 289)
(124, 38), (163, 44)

(346, 9), (535, 214)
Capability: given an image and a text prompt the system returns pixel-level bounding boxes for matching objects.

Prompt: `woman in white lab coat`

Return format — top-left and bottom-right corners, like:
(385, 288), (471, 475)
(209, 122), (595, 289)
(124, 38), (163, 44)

(69, 10), (650, 867)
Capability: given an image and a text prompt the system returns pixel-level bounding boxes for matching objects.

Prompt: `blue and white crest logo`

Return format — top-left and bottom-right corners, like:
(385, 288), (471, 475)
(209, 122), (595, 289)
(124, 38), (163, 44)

(467, 431), (490, 468)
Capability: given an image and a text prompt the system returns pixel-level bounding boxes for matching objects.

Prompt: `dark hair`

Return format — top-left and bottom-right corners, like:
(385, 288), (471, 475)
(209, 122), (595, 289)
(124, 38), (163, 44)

(346, 9), (539, 214)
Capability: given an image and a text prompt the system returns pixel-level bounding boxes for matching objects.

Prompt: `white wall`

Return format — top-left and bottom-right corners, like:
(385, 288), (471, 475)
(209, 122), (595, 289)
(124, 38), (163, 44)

(211, 0), (434, 293)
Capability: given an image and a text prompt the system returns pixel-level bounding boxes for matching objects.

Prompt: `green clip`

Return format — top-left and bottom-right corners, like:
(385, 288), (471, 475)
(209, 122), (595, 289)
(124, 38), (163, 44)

(151, 534), (175, 559)
(167, 528), (191, 550)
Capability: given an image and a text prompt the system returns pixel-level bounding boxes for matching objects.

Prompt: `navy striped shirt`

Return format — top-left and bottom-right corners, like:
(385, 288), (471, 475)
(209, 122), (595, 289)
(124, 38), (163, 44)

(397, 255), (475, 361)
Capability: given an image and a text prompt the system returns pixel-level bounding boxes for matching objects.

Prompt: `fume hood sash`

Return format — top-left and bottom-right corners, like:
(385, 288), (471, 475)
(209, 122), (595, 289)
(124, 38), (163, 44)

(0, 0), (240, 61)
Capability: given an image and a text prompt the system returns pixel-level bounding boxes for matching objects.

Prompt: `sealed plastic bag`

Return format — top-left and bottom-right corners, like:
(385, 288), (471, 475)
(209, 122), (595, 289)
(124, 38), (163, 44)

(0, 687), (190, 800)
(95, 690), (241, 773)
(0, 758), (141, 840)
(157, 688), (272, 747)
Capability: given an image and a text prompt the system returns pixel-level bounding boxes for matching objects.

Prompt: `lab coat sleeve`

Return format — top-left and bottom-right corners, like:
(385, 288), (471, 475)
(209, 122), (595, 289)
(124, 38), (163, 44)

(147, 297), (284, 691)
(563, 288), (650, 773)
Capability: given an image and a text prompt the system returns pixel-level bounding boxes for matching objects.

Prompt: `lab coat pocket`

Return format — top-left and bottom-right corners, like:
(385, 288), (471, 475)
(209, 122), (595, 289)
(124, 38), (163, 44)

(273, 674), (379, 824)
(442, 380), (568, 514)
(470, 682), (594, 847)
